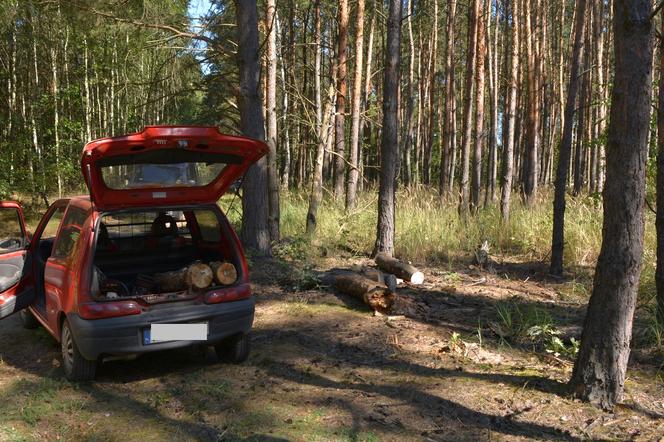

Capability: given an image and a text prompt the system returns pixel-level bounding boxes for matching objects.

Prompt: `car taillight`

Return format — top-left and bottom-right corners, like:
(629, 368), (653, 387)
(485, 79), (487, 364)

(79, 301), (141, 319)
(205, 283), (251, 304)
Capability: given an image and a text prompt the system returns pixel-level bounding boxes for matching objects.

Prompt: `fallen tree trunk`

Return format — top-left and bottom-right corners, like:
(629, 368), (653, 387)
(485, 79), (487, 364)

(352, 265), (399, 292)
(210, 261), (238, 285)
(375, 253), (424, 284)
(155, 263), (214, 292)
(333, 273), (396, 313)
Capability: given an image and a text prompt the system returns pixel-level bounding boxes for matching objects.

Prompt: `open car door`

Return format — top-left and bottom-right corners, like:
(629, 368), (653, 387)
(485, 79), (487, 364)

(81, 126), (268, 210)
(0, 201), (34, 319)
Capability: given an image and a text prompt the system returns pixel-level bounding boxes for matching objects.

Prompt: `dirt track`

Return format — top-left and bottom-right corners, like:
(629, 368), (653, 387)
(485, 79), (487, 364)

(0, 257), (663, 441)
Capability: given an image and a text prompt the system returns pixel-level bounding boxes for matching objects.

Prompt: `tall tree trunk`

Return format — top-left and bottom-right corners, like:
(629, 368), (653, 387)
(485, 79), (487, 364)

(501, 0), (519, 221)
(83, 36), (92, 142)
(485, 0), (499, 207)
(265, 0), (280, 242)
(423, 0), (438, 186)
(656, 7), (664, 324)
(440, 0), (457, 196)
(373, 0), (401, 256)
(573, 16), (590, 196)
(307, 78), (337, 235)
(402, 0), (416, 187)
(522, 0), (539, 205)
(570, 0), (653, 410)
(471, 3), (487, 212)
(551, 0), (587, 277)
(346, 0), (365, 210)
(333, 0), (350, 199)
(235, 0), (270, 256)
(359, 4), (376, 193)
(51, 46), (63, 198)
(459, 0), (479, 213)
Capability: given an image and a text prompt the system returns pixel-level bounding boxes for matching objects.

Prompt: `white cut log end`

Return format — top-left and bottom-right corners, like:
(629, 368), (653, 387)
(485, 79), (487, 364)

(410, 271), (425, 285)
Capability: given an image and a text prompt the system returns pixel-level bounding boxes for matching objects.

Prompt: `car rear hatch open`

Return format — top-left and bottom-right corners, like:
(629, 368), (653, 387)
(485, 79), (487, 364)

(81, 126), (268, 210)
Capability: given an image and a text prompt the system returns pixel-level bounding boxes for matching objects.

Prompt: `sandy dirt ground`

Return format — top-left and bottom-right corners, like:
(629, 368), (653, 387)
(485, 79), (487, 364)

(0, 256), (663, 441)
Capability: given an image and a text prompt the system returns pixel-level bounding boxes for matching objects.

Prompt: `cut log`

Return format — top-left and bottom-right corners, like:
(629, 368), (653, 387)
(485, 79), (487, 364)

(154, 263), (214, 292)
(374, 252), (424, 284)
(352, 265), (398, 292)
(186, 263), (214, 290)
(333, 273), (396, 313)
(210, 261), (238, 285)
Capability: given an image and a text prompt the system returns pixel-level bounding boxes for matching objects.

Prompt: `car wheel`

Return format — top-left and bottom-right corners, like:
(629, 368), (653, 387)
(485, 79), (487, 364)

(19, 310), (39, 329)
(61, 320), (97, 381)
(215, 333), (250, 364)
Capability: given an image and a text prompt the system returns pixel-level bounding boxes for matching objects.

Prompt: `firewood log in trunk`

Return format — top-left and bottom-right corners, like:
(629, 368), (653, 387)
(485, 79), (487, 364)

(352, 265), (399, 292)
(186, 263), (214, 290)
(155, 263), (214, 292)
(210, 261), (238, 285)
(333, 272), (396, 313)
(374, 253), (424, 284)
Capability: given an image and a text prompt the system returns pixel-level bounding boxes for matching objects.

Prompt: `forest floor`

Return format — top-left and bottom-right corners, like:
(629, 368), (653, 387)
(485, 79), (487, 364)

(1, 254), (664, 441)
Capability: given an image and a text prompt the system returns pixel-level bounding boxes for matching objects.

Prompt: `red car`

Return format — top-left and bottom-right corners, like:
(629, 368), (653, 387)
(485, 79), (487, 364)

(0, 126), (267, 380)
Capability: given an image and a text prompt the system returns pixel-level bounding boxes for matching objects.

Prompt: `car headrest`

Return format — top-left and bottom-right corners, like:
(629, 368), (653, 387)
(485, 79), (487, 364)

(151, 213), (179, 237)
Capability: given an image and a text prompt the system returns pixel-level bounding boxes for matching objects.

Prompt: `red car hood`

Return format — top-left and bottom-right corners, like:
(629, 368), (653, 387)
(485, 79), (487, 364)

(81, 126), (268, 210)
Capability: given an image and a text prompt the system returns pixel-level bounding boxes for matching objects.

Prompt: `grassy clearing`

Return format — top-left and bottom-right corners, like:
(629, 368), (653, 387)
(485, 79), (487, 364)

(227, 187), (655, 298)
(224, 187), (664, 355)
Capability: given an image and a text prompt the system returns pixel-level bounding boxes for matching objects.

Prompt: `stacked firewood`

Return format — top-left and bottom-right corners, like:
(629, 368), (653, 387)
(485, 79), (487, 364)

(332, 253), (424, 314)
(153, 261), (238, 293)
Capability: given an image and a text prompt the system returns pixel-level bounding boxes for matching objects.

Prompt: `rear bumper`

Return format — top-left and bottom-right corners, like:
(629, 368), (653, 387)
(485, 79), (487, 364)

(67, 298), (254, 360)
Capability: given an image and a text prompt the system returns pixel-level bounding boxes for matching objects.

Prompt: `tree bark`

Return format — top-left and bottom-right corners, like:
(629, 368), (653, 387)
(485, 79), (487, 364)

(570, 0), (653, 410)
(440, 0), (457, 197)
(235, 0), (271, 256)
(522, 0), (539, 205)
(657, 6), (664, 324)
(500, 0), (519, 222)
(373, 0), (401, 256)
(459, 0), (479, 213)
(346, 0), (365, 210)
(471, 4), (487, 212)
(266, 0), (280, 242)
(402, 0), (416, 188)
(333, 0), (350, 199)
(551, 0), (587, 277)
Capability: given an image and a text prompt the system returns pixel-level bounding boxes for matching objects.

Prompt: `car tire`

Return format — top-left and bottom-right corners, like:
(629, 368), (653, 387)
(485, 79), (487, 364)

(61, 320), (97, 381)
(215, 333), (250, 364)
(19, 310), (39, 329)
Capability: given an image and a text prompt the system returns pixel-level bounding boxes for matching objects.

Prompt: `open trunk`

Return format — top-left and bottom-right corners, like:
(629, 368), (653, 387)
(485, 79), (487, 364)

(91, 207), (242, 303)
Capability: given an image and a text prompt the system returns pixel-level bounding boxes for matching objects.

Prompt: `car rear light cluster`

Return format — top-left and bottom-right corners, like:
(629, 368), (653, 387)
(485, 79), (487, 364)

(205, 283), (251, 304)
(79, 301), (141, 320)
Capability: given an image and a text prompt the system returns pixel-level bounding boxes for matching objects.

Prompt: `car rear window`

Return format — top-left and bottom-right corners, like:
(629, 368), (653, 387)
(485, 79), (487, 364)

(100, 162), (227, 190)
(102, 210), (191, 240)
(193, 210), (221, 242)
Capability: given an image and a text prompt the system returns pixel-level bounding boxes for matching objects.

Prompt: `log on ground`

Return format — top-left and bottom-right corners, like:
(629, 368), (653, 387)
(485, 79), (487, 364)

(333, 272), (396, 312)
(374, 253), (424, 284)
(351, 265), (399, 292)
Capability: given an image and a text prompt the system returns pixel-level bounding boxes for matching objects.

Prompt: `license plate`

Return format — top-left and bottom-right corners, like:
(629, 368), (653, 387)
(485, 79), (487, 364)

(143, 323), (208, 345)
